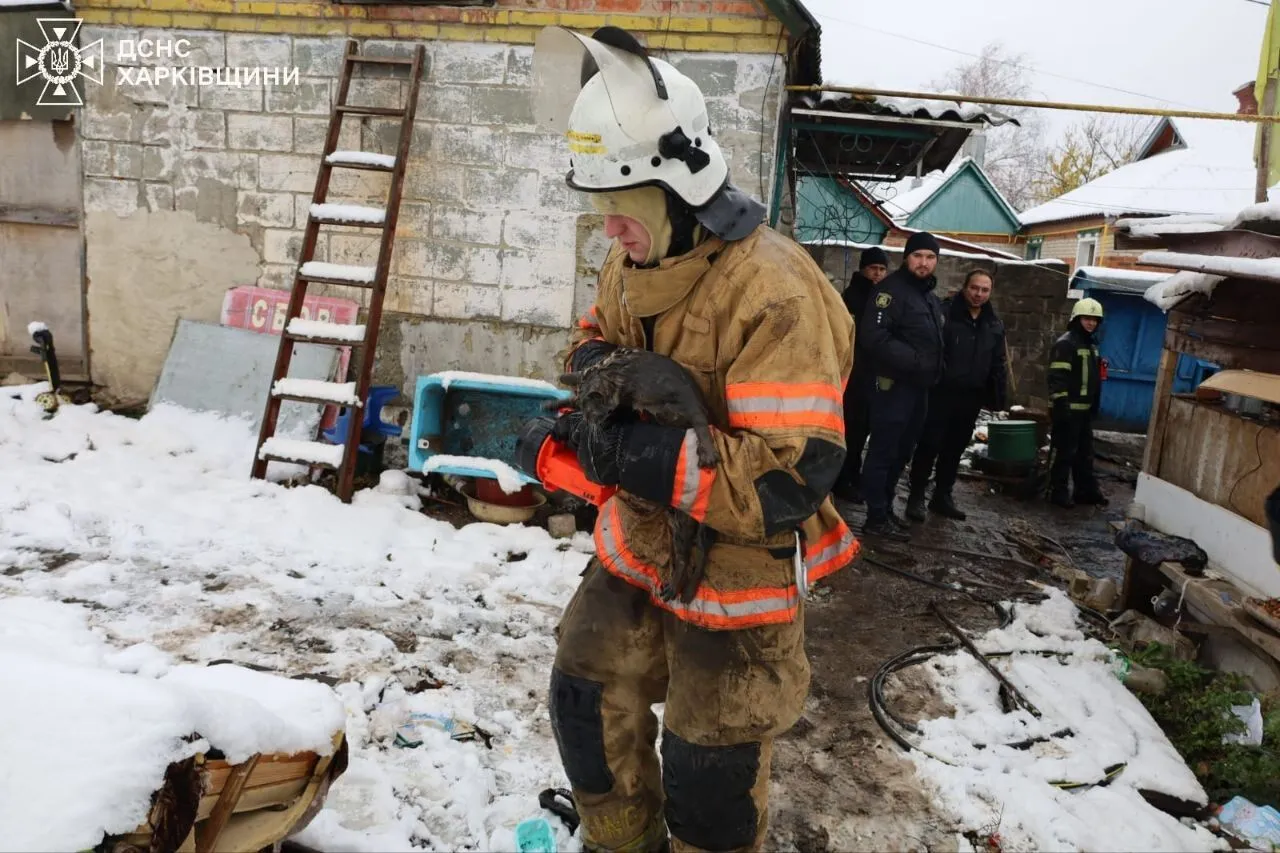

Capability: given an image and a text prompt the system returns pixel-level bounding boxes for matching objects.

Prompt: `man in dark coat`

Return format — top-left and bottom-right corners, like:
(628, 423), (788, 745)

(832, 246), (889, 503)
(1047, 298), (1106, 508)
(906, 269), (1008, 522)
(858, 232), (945, 539)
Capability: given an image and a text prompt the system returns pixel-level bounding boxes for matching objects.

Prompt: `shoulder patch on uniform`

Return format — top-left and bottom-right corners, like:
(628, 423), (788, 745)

(875, 292), (893, 309)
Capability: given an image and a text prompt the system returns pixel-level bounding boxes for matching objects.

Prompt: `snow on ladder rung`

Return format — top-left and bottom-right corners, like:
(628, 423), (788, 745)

(310, 203), (386, 226)
(299, 261), (377, 284)
(272, 378), (362, 406)
(326, 150), (397, 170)
(286, 318), (367, 343)
(258, 437), (345, 468)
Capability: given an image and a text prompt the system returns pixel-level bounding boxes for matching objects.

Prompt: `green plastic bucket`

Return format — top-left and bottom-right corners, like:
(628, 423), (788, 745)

(987, 420), (1038, 464)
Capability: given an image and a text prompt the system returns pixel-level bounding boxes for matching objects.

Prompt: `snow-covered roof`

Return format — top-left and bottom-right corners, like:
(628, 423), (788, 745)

(1070, 265), (1171, 295)
(1020, 117), (1259, 226)
(799, 90), (1018, 127)
(876, 156), (1020, 228)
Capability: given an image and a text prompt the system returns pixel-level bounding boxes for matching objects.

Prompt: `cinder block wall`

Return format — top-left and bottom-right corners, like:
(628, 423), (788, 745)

(807, 243), (1073, 409)
(76, 0), (786, 401)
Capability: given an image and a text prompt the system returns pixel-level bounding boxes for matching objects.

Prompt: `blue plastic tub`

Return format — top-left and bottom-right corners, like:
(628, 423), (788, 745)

(408, 371), (572, 484)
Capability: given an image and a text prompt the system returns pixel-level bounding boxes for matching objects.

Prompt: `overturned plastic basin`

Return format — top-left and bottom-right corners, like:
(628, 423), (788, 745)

(462, 481), (547, 525)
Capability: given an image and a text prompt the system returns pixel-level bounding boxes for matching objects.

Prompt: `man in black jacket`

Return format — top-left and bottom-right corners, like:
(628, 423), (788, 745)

(906, 269), (1008, 522)
(858, 232), (945, 539)
(833, 246), (890, 503)
(1047, 298), (1106, 508)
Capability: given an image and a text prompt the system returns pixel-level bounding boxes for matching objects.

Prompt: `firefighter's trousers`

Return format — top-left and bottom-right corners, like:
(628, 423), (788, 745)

(549, 559), (809, 853)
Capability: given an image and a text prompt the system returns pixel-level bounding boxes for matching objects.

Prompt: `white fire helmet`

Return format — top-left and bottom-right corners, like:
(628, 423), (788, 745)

(533, 25), (764, 239)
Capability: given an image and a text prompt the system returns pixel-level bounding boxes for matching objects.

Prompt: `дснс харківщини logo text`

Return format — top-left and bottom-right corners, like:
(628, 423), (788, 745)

(15, 18), (104, 108)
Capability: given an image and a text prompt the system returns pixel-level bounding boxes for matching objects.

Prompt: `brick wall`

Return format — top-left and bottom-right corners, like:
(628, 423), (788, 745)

(77, 1), (786, 397)
(806, 244), (1073, 409)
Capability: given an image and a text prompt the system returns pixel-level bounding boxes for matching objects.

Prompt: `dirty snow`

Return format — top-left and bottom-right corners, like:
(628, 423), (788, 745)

(0, 396), (593, 851)
(1144, 270), (1225, 311)
(423, 454), (530, 494)
(288, 318), (367, 342)
(312, 203), (387, 226)
(274, 377), (361, 405)
(909, 588), (1220, 853)
(0, 596), (345, 850)
(433, 370), (562, 395)
(301, 261), (377, 284)
(327, 151), (397, 170)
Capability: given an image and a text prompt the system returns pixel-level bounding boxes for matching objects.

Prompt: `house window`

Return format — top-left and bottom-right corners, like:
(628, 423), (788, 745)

(1025, 237), (1043, 261)
(1075, 231), (1099, 268)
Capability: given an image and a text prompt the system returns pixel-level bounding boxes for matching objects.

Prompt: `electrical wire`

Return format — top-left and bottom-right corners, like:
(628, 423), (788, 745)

(1227, 423), (1268, 515)
(812, 13), (1206, 110)
(759, 28), (786, 203)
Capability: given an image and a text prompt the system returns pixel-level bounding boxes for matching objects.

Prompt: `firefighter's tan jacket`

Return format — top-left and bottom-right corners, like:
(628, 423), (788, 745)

(569, 224), (859, 630)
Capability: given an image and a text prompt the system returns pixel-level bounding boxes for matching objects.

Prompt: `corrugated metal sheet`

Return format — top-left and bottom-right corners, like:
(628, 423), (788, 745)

(799, 93), (1019, 127)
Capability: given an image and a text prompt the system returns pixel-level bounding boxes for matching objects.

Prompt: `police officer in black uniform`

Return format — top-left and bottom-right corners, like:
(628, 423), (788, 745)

(858, 232), (945, 539)
(833, 246), (890, 503)
(906, 268), (1008, 522)
(1047, 298), (1107, 508)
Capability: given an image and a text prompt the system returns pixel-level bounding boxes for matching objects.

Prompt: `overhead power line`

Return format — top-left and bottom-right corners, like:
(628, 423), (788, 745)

(814, 13), (1206, 109)
(786, 84), (1280, 123)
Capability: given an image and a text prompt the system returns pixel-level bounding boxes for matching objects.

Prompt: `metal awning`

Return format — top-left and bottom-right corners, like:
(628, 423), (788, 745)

(787, 93), (1019, 181)
(1070, 265), (1170, 295)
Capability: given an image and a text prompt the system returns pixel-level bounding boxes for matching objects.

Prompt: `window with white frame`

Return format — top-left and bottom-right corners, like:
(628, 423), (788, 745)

(1025, 237), (1043, 260)
(1075, 231), (1099, 268)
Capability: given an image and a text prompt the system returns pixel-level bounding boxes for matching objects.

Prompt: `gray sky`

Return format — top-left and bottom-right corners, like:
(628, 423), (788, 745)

(801, 0), (1267, 150)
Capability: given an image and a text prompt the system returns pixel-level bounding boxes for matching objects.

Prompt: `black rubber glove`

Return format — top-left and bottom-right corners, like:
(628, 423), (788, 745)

(575, 420), (632, 487)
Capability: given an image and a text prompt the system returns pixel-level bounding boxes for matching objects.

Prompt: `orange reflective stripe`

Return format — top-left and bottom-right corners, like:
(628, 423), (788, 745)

(594, 500), (798, 629)
(576, 305), (599, 330)
(803, 520), (859, 581)
(725, 381), (844, 432)
(670, 428), (714, 522)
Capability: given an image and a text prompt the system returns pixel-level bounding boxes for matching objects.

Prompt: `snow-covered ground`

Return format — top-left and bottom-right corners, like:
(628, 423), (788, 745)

(0, 390), (591, 851)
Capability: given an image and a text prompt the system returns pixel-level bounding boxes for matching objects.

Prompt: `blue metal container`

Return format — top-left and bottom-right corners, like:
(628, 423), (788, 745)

(407, 371), (572, 484)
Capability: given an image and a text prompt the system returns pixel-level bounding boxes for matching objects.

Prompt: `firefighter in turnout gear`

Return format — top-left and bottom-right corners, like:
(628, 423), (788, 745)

(529, 26), (859, 852)
(1047, 298), (1107, 509)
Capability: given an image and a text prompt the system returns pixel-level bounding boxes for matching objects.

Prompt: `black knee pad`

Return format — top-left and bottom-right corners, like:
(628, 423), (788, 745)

(661, 729), (760, 851)
(549, 668), (614, 795)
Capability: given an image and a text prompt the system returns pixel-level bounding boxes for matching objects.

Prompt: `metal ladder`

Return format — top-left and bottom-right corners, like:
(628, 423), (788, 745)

(250, 39), (424, 503)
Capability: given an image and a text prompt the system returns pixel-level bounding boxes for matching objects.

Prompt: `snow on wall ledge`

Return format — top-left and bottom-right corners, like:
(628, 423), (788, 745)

(78, 28), (782, 387)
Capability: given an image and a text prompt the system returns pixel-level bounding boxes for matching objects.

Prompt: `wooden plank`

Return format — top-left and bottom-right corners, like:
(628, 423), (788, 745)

(1142, 347), (1177, 476)
(203, 752), (318, 796)
(0, 203), (79, 227)
(196, 754), (260, 853)
(1154, 558), (1280, 664)
(196, 777), (311, 822)
(1166, 329), (1280, 374)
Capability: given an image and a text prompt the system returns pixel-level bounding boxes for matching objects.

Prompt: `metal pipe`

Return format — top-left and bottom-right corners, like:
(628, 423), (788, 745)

(785, 84), (1280, 124)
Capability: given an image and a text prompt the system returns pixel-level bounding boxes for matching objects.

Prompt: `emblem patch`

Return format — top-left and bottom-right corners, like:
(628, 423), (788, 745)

(875, 292), (893, 309)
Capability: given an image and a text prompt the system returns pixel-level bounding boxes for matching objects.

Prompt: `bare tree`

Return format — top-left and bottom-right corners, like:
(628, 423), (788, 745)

(1032, 114), (1151, 202)
(928, 42), (1048, 211)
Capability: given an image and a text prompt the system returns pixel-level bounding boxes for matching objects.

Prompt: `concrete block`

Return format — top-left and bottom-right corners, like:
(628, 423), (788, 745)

(328, 167), (390, 200)
(501, 249), (574, 327)
(736, 54), (781, 93)
(539, 173), (593, 214)
(182, 151), (259, 190)
(258, 153), (321, 192)
(263, 228), (306, 264)
(471, 86), (534, 127)
(226, 34), (292, 70)
(432, 205), (503, 245)
(111, 143), (143, 179)
(293, 116), (360, 155)
(430, 243), (501, 284)
(505, 46), (532, 87)
(385, 278), (434, 316)
(292, 37), (346, 78)
(357, 40), (430, 79)
(257, 263), (296, 291)
(347, 78), (404, 110)
(433, 42), (507, 84)
(433, 124), (504, 168)
(707, 98), (757, 135)
(672, 56), (739, 98)
(228, 113), (293, 152)
(84, 178), (140, 217)
(417, 84), (473, 124)
(199, 81), (264, 111)
(405, 164), (466, 205)
(504, 211), (575, 252)
(504, 131), (565, 172)
(465, 168), (538, 211)
(394, 240), (430, 278)
(142, 145), (175, 182)
(237, 190), (296, 227)
(188, 110), (227, 149)
(84, 110), (139, 143)
(433, 282), (501, 320)
(394, 316), (571, 385)
(266, 78), (332, 116)
(358, 118), (411, 160)
(83, 140), (112, 177)
(501, 284), (573, 328)
(396, 202), (432, 239)
(329, 232), (382, 268)
(144, 182), (175, 212)
(135, 30), (225, 68)
(118, 72), (200, 108)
